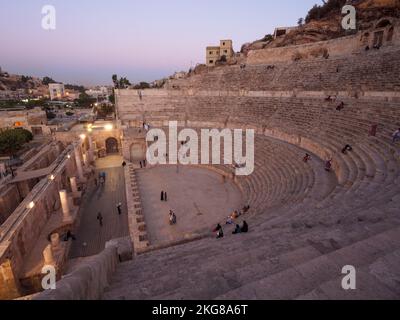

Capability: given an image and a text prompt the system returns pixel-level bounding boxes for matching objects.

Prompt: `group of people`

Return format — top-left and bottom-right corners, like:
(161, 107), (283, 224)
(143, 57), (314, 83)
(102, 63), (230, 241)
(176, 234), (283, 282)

(160, 190), (168, 201)
(139, 159), (147, 168)
(225, 205), (250, 225)
(303, 143), (352, 172)
(214, 220), (249, 239)
(211, 205), (250, 239)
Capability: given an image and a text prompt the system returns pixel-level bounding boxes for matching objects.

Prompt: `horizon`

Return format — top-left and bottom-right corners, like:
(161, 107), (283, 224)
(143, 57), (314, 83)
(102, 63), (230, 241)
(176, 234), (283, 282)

(0, 0), (318, 86)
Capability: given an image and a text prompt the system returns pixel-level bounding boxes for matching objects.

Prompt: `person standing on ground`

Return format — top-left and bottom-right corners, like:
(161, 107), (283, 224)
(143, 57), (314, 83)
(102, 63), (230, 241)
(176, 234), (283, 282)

(161, 191), (164, 201)
(97, 212), (103, 227)
(117, 203), (122, 215)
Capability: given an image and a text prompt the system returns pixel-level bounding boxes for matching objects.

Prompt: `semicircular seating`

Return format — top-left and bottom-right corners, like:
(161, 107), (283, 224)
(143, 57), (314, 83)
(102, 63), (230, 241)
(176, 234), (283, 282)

(40, 46), (400, 300)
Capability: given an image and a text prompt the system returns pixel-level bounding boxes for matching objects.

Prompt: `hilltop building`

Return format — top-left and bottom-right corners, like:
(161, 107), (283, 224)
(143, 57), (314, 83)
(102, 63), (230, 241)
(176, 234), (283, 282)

(206, 40), (234, 67)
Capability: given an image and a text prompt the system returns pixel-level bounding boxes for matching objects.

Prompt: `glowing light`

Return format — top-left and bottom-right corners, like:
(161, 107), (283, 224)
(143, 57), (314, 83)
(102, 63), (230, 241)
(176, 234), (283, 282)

(49, 174), (55, 181)
(67, 154), (71, 159)
(104, 124), (113, 131)
(27, 201), (35, 209)
(80, 134), (86, 140)
(87, 127), (93, 133)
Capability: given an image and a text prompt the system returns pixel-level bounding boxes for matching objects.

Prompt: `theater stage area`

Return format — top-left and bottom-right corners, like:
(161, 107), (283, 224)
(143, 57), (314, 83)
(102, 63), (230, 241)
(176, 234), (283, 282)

(136, 165), (244, 245)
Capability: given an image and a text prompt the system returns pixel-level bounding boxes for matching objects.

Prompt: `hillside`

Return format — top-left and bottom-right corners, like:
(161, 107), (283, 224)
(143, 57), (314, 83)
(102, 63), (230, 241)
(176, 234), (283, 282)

(242, 0), (400, 52)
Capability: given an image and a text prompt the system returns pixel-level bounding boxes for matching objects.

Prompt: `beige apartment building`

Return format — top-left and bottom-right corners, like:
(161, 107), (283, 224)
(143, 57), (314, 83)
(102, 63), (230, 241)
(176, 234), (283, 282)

(206, 40), (234, 67)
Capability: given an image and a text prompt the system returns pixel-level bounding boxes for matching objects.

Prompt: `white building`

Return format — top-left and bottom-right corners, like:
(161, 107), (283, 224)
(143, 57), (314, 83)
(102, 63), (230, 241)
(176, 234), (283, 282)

(85, 87), (110, 100)
(49, 83), (65, 100)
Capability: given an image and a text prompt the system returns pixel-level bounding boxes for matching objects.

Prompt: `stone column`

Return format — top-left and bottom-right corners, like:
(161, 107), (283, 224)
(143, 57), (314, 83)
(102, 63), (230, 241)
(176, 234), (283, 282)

(88, 136), (95, 162)
(59, 190), (72, 222)
(70, 177), (78, 193)
(43, 245), (55, 265)
(83, 152), (89, 167)
(74, 147), (84, 180)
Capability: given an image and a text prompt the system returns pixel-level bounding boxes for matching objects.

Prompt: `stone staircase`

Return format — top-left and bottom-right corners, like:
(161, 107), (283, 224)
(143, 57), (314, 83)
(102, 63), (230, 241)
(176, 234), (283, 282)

(103, 218), (400, 300)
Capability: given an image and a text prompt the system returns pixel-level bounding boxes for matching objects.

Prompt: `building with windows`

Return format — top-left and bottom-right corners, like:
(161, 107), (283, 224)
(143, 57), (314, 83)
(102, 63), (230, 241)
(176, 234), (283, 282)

(206, 40), (234, 67)
(49, 83), (65, 100)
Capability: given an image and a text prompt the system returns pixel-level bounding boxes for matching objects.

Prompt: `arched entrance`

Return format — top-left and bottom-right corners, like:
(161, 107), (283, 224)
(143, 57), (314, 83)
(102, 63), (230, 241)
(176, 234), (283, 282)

(130, 143), (146, 162)
(106, 138), (119, 154)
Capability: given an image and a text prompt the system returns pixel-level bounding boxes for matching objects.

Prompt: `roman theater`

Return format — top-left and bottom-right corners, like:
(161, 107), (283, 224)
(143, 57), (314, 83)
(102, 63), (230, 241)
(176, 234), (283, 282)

(1, 16), (400, 300)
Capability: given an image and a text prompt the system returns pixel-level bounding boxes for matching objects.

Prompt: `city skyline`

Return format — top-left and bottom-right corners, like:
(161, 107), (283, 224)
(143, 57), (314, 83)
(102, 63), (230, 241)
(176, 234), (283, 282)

(0, 0), (318, 86)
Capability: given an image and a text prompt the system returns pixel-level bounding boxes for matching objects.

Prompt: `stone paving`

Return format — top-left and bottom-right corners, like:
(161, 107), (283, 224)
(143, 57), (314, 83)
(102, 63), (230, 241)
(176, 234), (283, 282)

(69, 156), (129, 258)
(137, 165), (243, 245)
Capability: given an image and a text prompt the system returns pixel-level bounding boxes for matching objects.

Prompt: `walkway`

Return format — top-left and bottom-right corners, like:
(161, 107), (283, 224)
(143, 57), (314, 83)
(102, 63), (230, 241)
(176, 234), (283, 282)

(69, 156), (129, 258)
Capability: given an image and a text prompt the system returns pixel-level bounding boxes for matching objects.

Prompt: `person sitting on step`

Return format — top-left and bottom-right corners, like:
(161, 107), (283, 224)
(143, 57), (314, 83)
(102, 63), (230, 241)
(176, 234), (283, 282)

(231, 210), (240, 219)
(325, 159), (333, 172)
(241, 221), (249, 233)
(392, 128), (400, 143)
(336, 101), (345, 111)
(241, 205), (250, 214)
(369, 124), (378, 137)
(226, 216), (234, 225)
(341, 144), (353, 154)
(213, 224), (224, 239)
(232, 224), (241, 235)
(303, 153), (311, 163)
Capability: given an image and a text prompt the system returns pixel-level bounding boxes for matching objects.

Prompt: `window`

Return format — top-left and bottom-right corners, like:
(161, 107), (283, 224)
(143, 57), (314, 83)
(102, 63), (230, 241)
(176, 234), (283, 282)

(209, 60), (214, 64)
(223, 42), (225, 46)
(224, 50), (228, 53)
(209, 51), (213, 55)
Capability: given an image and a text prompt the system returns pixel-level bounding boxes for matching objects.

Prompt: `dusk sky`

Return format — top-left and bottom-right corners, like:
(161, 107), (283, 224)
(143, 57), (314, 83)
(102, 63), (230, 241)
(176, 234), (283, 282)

(0, 0), (318, 86)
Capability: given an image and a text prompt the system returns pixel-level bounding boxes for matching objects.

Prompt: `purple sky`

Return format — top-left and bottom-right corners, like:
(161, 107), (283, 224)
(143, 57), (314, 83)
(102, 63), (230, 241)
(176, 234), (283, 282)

(0, 0), (319, 85)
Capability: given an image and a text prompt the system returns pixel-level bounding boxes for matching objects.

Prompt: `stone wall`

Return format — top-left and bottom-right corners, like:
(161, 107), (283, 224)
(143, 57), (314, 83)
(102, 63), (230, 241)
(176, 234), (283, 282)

(0, 184), (21, 224)
(0, 142), (88, 299)
(33, 244), (119, 300)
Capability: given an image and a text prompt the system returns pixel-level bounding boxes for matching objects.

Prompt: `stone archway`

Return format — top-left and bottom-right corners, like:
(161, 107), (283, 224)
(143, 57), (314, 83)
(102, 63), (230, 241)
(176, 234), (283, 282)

(105, 137), (119, 154)
(130, 143), (146, 162)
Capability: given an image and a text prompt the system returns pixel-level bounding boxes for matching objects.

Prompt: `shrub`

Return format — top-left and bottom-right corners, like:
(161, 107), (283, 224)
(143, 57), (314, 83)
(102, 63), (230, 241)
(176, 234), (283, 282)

(292, 51), (306, 61)
(310, 47), (329, 58)
(305, 0), (346, 23)
(0, 128), (33, 156)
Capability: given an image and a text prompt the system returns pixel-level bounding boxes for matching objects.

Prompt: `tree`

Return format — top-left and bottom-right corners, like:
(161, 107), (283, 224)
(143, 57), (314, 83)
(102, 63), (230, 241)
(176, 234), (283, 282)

(262, 34), (273, 42)
(305, 0), (346, 23)
(133, 82), (150, 90)
(109, 93), (115, 104)
(65, 84), (86, 93)
(42, 76), (56, 85)
(112, 74), (119, 88)
(0, 128), (33, 156)
(119, 77), (131, 88)
(99, 104), (115, 116)
(298, 18), (304, 26)
(75, 92), (96, 108)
